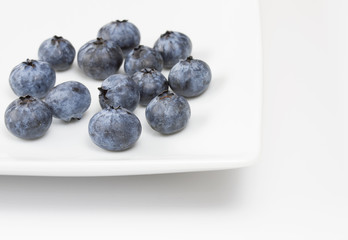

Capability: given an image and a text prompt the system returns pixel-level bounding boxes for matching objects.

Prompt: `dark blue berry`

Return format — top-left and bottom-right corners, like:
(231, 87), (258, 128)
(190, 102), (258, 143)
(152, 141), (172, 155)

(145, 91), (191, 134)
(77, 38), (123, 80)
(9, 59), (56, 98)
(38, 35), (75, 71)
(88, 106), (142, 151)
(4, 96), (52, 139)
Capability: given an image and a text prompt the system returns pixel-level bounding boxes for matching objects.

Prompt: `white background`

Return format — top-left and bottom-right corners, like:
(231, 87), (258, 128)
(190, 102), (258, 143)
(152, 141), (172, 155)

(0, 0), (347, 239)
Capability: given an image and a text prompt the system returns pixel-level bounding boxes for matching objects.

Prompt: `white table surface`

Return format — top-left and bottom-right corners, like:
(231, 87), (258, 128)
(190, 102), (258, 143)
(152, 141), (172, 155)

(0, 0), (347, 239)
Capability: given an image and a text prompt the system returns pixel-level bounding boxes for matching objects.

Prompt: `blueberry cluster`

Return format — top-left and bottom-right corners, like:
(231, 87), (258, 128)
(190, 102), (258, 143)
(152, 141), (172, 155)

(4, 20), (212, 151)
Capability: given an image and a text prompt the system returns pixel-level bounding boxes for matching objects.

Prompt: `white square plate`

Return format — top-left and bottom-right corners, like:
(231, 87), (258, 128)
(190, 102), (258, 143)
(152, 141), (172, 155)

(0, 0), (262, 176)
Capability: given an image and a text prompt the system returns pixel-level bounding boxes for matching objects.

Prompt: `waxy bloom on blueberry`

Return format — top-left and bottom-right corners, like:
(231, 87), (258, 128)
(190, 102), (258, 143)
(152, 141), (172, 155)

(168, 56), (212, 97)
(4, 96), (52, 139)
(98, 20), (141, 55)
(153, 31), (192, 69)
(77, 37), (123, 80)
(124, 45), (163, 75)
(88, 106), (142, 151)
(131, 68), (168, 106)
(98, 74), (140, 112)
(38, 35), (75, 71)
(145, 91), (191, 134)
(44, 81), (91, 122)
(9, 59), (56, 98)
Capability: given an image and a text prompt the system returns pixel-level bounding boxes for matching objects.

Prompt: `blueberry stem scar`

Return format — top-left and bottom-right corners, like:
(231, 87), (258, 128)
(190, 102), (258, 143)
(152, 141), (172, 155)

(51, 35), (63, 44)
(186, 56), (193, 61)
(19, 95), (35, 104)
(98, 87), (109, 100)
(132, 45), (144, 58)
(94, 37), (105, 45)
(142, 68), (155, 74)
(114, 20), (128, 23)
(161, 31), (173, 38)
(24, 59), (35, 67)
(134, 45), (143, 51)
(158, 90), (174, 100)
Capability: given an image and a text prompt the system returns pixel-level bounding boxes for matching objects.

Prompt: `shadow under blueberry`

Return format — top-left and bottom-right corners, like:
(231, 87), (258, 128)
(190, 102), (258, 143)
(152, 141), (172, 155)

(51, 116), (86, 126)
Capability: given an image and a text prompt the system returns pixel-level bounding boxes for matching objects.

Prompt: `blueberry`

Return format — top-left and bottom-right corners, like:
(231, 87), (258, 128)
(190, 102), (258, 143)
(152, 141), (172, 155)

(131, 68), (168, 106)
(168, 56), (212, 97)
(38, 35), (76, 71)
(124, 45), (163, 75)
(77, 37), (123, 80)
(9, 59), (56, 98)
(98, 20), (141, 56)
(153, 31), (192, 69)
(45, 81), (91, 121)
(4, 96), (52, 139)
(98, 74), (139, 111)
(88, 106), (142, 151)
(145, 91), (191, 134)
